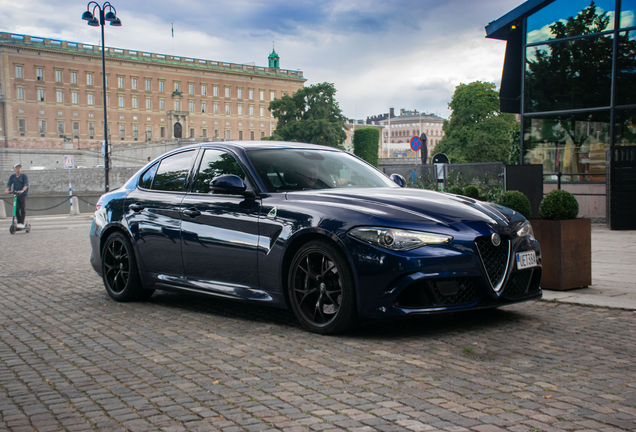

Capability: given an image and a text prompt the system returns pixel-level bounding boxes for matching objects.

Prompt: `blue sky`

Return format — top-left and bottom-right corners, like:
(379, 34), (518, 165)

(0, 0), (524, 119)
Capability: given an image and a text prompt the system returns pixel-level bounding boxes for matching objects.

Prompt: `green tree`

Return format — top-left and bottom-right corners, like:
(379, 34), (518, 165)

(433, 81), (519, 164)
(262, 82), (347, 148)
(352, 127), (380, 167)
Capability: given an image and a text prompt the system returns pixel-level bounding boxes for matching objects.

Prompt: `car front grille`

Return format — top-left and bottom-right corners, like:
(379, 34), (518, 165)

(475, 235), (511, 292)
(502, 268), (541, 299)
(430, 278), (481, 306)
(394, 278), (481, 309)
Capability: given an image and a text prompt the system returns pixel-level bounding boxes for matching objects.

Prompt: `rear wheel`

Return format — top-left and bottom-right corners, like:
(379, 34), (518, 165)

(101, 232), (153, 301)
(9, 224), (15, 235)
(288, 240), (357, 334)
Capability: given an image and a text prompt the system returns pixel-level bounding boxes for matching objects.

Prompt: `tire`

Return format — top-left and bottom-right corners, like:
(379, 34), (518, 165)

(288, 239), (357, 334)
(9, 224), (15, 235)
(101, 232), (151, 301)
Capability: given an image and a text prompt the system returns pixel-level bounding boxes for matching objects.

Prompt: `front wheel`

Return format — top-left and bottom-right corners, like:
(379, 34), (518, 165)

(288, 240), (357, 334)
(9, 224), (15, 235)
(101, 232), (152, 301)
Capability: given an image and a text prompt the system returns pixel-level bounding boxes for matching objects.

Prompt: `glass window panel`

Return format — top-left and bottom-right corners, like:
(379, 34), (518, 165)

(616, 30), (636, 105)
(614, 108), (636, 146)
(620, 0), (636, 28)
(194, 150), (246, 193)
(527, 0), (615, 44)
(525, 34), (613, 113)
(151, 151), (196, 191)
(523, 111), (609, 182)
(139, 162), (159, 189)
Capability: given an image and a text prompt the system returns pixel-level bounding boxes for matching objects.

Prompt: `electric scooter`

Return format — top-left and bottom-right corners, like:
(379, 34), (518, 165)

(9, 192), (30, 235)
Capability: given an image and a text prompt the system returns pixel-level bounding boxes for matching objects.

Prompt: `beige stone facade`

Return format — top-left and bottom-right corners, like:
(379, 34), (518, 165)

(381, 111), (444, 160)
(0, 32), (305, 150)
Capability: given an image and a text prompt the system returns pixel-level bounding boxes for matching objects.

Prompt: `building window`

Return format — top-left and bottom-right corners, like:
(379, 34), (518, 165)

(249, 89), (254, 100)
(260, 107), (265, 117)
(132, 78), (137, 90)
(119, 96), (125, 108)
(261, 131), (265, 138)
(189, 84), (194, 95)
(37, 89), (44, 101)
(225, 130), (230, 139)
(238, 130), (243, 140)
(36, 68), (43, 80)
(19, 119), (26, 133)
(159, 81), (165, 92)
(213, 86), (218, 97)
(160, 126), (165, 138)
(146, 98), (151, 110)
(270, 90), (275, 100)
(73, 122), (79, 135)
(118, 77), (124, 89)
(174, 82), (180, 91)
(249, 106), (254, 116)
(225, 104), (230, 115)
(160, 99), (165, 110)
(72, 92), (78, 104)
(39, 120), (46, 133)
(132, 97), (138, 109)
(189, 128), (194, 138)
(175, 100), (180, 111)
(58, 121), (64, 134)
(15, 65), (22, 79)
(87, 73), (93, 85)
(201, 84), (207, 95)
(89, 123), (94, 136)
(202, 129), (207, 138)
(250, 131), (255, 140)
(214, 129), (219, 138)
(105, 95), (109, 107)
(17, 87), (24, 100)
(225, 87), (230, 98)
(202, 102), (207, 113)
(133, 125), (138, 137)
(189, 101), (194, 112)
(238, 88), (243, 99)
(213, 103), (219, 114)
(55, 70), (62, 82)
(238, 105), (243, 116)
(259, 90), (264, 101)
(105, 75), (109, 88)
(146, 125), (152, 139)
(120, 124), (125, 137)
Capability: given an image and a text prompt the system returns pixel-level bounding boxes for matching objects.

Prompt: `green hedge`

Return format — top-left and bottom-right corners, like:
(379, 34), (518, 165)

(539, 189), (579, 220)
(497, 190), (531, 218)
(353, 127), (380, 167)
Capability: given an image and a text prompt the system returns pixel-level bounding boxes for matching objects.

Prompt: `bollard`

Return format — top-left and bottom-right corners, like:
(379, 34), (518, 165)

(69, 182), (74, 217)
(72, 196), (80, 215)
(0, 200), (6, 219)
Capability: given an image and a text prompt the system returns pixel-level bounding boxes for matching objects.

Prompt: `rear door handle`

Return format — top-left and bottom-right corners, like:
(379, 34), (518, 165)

(129, 203), (144, 212)
(183, 208), (201, 218)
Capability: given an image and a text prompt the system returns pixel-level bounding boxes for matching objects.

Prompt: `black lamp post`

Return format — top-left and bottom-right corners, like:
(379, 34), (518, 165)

(82, 1), (121, 193)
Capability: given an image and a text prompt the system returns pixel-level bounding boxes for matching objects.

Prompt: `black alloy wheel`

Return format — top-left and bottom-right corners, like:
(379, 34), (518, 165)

(288, 240), (356, 334)
(101, 232), (153, 301)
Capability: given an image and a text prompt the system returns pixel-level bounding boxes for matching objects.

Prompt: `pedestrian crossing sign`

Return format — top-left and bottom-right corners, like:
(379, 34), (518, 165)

(64, 155), (74, 169)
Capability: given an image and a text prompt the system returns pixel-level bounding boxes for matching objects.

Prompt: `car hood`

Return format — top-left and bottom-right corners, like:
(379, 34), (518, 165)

(285, 188), (522, 234)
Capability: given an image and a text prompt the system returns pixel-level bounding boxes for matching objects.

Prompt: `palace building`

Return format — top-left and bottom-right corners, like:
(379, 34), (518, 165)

(0, 32), (305, 149)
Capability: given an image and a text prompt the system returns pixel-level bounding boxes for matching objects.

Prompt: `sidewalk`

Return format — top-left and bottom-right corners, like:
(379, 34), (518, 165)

(541, 223), (636, 309)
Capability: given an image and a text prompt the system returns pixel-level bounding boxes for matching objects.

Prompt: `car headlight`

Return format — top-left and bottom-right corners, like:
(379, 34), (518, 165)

(349, 227), (452, 251)
(517, 220), (534, 239)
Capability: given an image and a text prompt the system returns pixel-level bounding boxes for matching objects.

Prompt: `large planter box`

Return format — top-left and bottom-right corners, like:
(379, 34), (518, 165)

(530, 218), (591, 290)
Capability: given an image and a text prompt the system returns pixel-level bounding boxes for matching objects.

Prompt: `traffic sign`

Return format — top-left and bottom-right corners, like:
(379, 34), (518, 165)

(63, 155), (74, 169)
(410, 136), (421, 152)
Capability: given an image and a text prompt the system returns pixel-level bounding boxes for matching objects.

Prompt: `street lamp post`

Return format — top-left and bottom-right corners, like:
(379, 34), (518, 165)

(81, 1), (121, 193)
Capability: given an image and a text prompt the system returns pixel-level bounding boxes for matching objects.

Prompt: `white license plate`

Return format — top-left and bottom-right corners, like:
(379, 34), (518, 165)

(516, 250), (537, 269)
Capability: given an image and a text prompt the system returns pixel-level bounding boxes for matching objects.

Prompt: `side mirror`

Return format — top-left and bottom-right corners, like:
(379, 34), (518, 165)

(210, 174), (248, 195)
(390, 173), (407, 188)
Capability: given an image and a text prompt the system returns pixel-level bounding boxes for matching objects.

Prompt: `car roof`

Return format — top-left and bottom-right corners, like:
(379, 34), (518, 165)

(179, 140), (342, 152)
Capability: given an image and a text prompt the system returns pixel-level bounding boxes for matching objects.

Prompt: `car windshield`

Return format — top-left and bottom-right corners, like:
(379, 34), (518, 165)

(247, 148), (398, 192)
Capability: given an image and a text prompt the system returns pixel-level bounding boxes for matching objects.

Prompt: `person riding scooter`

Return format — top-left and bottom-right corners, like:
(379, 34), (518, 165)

(5, 163), (29, 229)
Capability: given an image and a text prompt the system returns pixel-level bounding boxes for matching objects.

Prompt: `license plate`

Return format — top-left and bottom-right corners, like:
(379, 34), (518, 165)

(516, 250), (537, 269)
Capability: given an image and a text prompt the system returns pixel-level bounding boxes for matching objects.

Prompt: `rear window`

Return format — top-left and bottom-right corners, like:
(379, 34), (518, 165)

(149, 150), (196, 192)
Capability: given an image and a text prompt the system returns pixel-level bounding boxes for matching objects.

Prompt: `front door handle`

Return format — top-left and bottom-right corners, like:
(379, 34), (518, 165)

(183, 208), (201, 218)
(129, 203), (144, 212)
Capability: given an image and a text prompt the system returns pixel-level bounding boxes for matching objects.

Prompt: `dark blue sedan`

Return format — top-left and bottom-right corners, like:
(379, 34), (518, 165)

(90, 141), (542, 334)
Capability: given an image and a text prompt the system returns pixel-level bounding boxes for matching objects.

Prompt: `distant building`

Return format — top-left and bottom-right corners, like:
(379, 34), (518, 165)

(343, 119), (383, 153)
(0, 32), (305, 149)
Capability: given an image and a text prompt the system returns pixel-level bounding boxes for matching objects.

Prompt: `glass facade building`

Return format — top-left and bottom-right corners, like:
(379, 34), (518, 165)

(486, 0), (636, 183)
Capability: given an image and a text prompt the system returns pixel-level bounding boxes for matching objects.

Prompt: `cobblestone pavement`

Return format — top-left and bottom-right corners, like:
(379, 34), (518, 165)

(0, 216), (635, 432)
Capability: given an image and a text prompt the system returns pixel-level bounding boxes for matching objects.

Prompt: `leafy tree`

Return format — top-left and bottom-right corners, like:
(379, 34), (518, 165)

(433, 81), (519, 163)
(353, 127), (380, 167)
(262, 82), (348, 148)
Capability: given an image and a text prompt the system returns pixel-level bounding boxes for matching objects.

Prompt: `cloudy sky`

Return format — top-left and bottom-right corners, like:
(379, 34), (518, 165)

(0, 0), (523, 119)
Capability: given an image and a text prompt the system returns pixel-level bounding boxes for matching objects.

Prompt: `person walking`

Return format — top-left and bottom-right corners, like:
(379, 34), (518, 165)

(5, 163), (29, 228)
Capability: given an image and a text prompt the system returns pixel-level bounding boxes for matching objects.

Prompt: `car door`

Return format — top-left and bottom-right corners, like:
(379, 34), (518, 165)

(126, 149), (198, 280)
(180, 148), (261, 290)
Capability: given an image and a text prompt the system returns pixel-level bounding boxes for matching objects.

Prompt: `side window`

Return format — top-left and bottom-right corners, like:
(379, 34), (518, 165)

(194, 149), (247, 194)
(151, 150), (196, 192)
(139, 162), (159, 189)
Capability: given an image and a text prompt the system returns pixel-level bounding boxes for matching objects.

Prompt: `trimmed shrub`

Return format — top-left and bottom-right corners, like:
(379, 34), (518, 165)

(464, 185), (481, 199)
(353, 127), (380, 167)
(539, 189), (579, 220)
(448, 186), (464, 195)
(497, 190), (531, 218)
